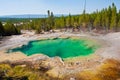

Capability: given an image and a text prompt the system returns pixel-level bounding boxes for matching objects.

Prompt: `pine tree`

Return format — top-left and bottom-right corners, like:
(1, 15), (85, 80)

(101, 9), (105, 30)
(118, 20), (120, 31)
(117, 10), (120, 31)
(110, 3), (117, 31)
(47, 10), (50, 17)
(66, 13), (72, 28)
(36, 25), (42, 34)
(93, 11), (101, 30)
(0, 21), (4, 36)
(4, 22), (20, 36)
(107, 6), (112, 30)
(60, 15), (66, 28)
(46, 10), (55, 31)
(50, 12), (55, 29)
(104, 8), (109, 32)
(41, 18), (46, 31)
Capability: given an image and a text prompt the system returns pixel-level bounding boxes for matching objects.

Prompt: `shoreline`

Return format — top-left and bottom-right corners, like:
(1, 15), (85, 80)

(0, 31), (103, 61)
(0, 31), (120, 76)
(0, 31), (119, 61)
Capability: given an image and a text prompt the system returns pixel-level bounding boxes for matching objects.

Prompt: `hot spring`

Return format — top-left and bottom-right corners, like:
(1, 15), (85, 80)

(8, 38), (99, 59)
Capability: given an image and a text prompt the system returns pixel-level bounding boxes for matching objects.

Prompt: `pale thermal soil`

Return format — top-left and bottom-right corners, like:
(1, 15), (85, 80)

(0, 30), (120, 77)
(99, 32), (120, 60)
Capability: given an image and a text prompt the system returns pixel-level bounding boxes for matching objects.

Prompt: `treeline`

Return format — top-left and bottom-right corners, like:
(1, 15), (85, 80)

(21, 3), (120, 33)
(0, 22), (20, 36)
(20, 10), (56, 33)
(0, 18), (31, 23)
(1, 3), (120, 35)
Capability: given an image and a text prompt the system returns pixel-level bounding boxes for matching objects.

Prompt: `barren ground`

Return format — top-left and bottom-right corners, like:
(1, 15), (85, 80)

(0, 31), (120, 76)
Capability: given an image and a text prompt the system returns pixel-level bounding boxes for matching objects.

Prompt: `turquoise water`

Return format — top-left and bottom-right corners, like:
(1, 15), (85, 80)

(8, 38), (98, 58)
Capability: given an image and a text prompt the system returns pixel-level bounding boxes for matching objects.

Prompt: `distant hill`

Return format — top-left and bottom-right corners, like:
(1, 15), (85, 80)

(0, 14), (47, 18)
(0, 14), (67, 19)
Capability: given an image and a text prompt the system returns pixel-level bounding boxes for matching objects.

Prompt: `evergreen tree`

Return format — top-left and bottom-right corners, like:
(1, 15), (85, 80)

(101, 9), (106, 30)
(93, 11), (101, 30)
(107, 6), (112, 30)
(41, 18), (46, 31)
(73, 16), (79, 29)
(46, 10), (55, 31)
(110, 3), (117, 31)
(66, 13), (72, 28)
(36, 25), (42, 34)
(47, 10), (50, 17)
(118, 20), (120, 31)
(80, 9), (91, 31)
(50, 12), (55, 29)
(104, 8), (109, 32)
(4, 22), (20, 36)
(54, 15), (66, 30)
(117, 10), (120, 31)
(0, 21), (4, 36)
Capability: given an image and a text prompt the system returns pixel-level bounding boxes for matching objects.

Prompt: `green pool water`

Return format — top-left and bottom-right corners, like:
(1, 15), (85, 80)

(9, 38), (99, 58)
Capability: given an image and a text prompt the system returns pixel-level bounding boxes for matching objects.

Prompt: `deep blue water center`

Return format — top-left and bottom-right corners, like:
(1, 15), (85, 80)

(9, 38), (98, 58)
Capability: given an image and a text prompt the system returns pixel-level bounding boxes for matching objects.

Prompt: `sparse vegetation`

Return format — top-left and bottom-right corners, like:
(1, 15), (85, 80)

(0, 59), (119, 80)
(61, 59), (120, 80)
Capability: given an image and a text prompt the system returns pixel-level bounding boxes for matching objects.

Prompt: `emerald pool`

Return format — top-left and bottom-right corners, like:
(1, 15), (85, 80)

(8, 38), (99, 58)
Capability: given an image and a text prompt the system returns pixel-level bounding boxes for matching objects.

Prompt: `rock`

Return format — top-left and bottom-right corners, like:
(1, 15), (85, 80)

(46, 69), (60, 78)
(70, 77), (76, 80)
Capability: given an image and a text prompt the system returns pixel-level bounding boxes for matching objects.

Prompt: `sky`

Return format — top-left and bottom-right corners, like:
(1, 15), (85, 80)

(0, 0), (120, 16)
